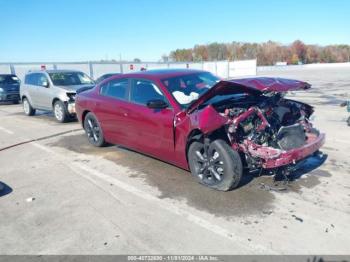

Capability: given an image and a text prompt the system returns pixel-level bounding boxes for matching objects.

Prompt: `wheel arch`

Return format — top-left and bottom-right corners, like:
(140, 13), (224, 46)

(52, 97), (61, 108)
(185, 126), (232, 163)
(207, 126), (231, 145)
(21, 95), (32, 104)
(81, 110), (91, 127)
(185, 129), (204, 163)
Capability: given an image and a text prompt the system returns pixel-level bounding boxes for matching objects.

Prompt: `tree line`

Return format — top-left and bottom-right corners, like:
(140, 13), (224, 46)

(164, 40), (350, 66)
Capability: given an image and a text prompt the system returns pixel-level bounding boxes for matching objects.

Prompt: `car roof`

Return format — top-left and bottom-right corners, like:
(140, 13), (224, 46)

(100, 73), (120, 76)
(26, 69), (84, 75)
(120, 69), (207, 80)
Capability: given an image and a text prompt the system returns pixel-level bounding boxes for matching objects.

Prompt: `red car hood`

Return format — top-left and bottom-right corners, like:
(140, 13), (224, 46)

(186, 77), (311, 113)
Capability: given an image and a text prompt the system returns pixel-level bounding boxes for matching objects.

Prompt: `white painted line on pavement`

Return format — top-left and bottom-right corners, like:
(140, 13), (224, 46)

(31, 142), (276, 254)
(330, 138), (350, 145)
(0, 126), (14, 135)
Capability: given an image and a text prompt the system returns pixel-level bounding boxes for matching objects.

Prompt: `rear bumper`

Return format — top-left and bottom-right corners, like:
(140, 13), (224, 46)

(245, 133), (326, 169)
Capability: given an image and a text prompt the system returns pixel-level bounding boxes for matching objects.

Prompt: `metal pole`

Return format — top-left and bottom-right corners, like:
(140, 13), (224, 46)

(10, 64), (15, 75)
(227, 60), (230, 79)
(88, 61), (94, 79)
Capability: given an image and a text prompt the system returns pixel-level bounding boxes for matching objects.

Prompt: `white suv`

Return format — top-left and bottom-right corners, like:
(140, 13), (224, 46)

(20, 70), (95, 122)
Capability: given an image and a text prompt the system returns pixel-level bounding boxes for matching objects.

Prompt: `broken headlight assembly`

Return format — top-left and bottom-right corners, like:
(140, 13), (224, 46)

(66, 92), (76, 102)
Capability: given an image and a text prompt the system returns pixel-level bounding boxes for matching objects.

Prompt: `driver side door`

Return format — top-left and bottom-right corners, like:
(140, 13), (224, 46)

(124, 79), (175, 162)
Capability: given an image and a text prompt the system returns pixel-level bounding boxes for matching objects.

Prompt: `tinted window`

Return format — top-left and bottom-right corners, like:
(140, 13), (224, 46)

(25, 73), (40, 85)
(37, 74), (48, 87)
(24, 74), (32, 85)
(130, 79), (165, 105)
(49, 72), (94, 86)
(0, 75), (20, 84)
(100, 78), (128, 100)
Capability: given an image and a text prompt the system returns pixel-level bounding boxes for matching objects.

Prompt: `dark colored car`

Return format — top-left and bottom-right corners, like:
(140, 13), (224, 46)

(76, 69), (325, 191)
(95, 73), (121, 85)
(0, 74), (21, 104)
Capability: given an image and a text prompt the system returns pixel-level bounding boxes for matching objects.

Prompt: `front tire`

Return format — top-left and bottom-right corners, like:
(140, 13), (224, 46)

(84, 112), (106, 147)
(188, 139), (243, 191)
(22, 98), (36, 116)
(53, 100), (69, 123)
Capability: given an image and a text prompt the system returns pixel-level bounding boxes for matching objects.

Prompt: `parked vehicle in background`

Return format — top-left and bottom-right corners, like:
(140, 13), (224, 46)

(76, 69), (325, 191)
(0, 74), (21, 104)
(95, 73), (121, 85)
(20, 70), (95, 122)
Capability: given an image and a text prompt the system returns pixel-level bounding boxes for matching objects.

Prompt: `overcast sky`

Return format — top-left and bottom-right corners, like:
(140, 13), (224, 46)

(0, 0), (349, 62)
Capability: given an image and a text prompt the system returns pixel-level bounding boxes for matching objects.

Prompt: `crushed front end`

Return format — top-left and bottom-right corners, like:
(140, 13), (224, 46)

(220, 92), (325, 171)
(66, 92), (77, 115)
(186, 77), (325, 175)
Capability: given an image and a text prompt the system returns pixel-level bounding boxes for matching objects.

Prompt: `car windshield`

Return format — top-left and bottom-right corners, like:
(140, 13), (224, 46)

(162, 72), (220, 107)
(96, 73), (118, 84)
(0, 75), (20, 84)
(49, 72), (94, 86)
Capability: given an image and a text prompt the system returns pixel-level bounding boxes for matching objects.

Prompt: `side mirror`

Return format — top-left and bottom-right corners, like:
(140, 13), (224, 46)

(146, 99), (168, 109)
(42, 81), (49, 88)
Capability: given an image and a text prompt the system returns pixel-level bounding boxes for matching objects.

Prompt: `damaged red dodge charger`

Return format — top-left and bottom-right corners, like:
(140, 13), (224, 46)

(76, 69), (325, 191)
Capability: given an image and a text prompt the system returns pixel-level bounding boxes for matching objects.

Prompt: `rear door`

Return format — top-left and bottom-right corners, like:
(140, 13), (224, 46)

(94, 78), (130, 144)
(125, 79), (175, 161)
(24, 73), (40, 107)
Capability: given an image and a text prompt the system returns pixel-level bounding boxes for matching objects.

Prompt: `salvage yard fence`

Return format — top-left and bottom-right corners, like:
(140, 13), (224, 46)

(0, 59), (257, 81)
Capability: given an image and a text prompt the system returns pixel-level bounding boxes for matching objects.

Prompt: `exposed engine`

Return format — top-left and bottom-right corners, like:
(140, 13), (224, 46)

(215, 93), (314, 151)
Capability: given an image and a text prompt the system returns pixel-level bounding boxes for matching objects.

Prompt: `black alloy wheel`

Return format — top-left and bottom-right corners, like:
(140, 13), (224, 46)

(188, 139), (243, 191)
(84, 112), (106, 147)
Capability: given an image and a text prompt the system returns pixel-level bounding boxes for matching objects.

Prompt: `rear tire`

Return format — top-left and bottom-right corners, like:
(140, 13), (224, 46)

(84, 112), (106, 147)
(53, 100), (69, 123)
(13, 100), (20, 104)
(188, 139), (243, 191)
(347, 116), (350, 126)
(22, 98), (35, 116)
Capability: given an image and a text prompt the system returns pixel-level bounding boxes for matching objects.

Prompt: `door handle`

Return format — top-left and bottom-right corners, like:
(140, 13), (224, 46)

(119, 106), (129, 117)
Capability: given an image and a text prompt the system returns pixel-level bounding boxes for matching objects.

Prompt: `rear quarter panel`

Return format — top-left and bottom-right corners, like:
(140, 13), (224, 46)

(76, 89), (95, 124)
(20, 84), (35, 105)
